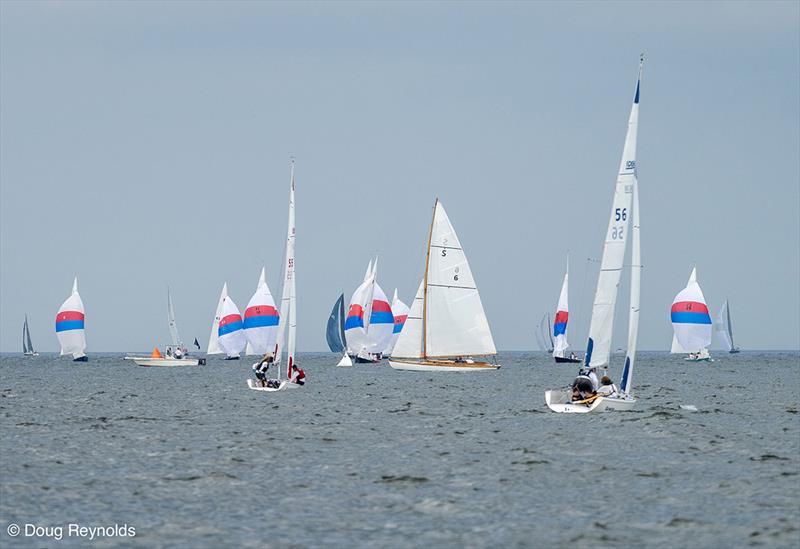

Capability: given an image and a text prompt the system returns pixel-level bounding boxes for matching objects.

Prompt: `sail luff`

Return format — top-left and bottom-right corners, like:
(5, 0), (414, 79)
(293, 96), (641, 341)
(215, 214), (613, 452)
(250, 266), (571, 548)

(621, 180), (641, 394)
(584, 58), (641, 368)
(275, 160), (295, 365)
(422, 198), (438, 359)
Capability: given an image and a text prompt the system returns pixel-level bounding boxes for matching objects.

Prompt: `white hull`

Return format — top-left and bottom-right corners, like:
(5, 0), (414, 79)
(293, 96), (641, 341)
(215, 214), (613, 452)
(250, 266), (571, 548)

(684, 356), (713, 362)
(247, 378), (288, 392)
(388, 359), (499, 372)
(336, 352), (353, 367)
(23, 352), (39, 357)
(124, 356), (202, 367)
(545, 388), (636, 413)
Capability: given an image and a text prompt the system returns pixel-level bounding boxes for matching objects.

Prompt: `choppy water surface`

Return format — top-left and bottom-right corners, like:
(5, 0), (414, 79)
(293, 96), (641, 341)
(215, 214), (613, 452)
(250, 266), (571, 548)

(1, 351), (798, 548)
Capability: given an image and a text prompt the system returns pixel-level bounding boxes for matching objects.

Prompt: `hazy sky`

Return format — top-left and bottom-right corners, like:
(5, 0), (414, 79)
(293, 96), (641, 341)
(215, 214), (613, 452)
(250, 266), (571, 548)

(1, 1), (798, 353)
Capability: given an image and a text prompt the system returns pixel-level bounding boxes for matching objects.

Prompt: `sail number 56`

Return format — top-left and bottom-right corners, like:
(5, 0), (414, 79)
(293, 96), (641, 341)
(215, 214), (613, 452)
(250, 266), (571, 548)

(615, 208), (627, 221)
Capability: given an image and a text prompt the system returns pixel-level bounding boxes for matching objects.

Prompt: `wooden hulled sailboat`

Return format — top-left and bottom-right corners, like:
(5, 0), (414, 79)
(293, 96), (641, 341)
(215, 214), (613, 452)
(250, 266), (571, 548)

(545, 57), (643, 412)
(389, 199), (499, 372)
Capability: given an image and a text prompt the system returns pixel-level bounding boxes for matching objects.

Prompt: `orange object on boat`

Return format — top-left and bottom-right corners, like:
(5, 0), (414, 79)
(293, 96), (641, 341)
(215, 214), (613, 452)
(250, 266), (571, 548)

(151, 347), (162, 358)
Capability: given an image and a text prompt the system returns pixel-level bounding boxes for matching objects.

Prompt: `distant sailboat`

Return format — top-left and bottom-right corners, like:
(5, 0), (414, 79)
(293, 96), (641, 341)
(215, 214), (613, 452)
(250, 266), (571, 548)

(552, 262), (581, 363)
(55, 277), (87, 362)
(344, 259), (380, 363)
(671, 267), (713, 362)
(218, 295), (246, 360)
(22, 315), (38, 356)
(250, 160), (303, 391)
(545, 56), (643, 412)
(365, 262), (395, 357)
(327, 294), (347, 353)
(207, 283), (228, 356)
(714, 299), (740, 353)
(389, 199), (499, 372)
(124, 288), (205, 366)
(534, 313), (549, 353)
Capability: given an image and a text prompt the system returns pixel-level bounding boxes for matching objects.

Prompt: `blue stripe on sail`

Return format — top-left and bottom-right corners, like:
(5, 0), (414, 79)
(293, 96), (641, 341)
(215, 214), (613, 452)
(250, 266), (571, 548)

(218, 320), (243, 336)
(553, 322), (567, 337)
(671, 312), (711, 325)
(56, 320), (84, 332)
(243, 316), (279, 329)
(344, 316), (364, 330)
(620, 357), (631, 393)
(370, 311), (394, 324)
(393, 323), (404, 334)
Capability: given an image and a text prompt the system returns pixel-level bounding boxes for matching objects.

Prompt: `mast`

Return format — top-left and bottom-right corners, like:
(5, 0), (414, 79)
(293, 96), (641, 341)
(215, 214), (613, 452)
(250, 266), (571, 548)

(422, 198), (438, 359)
(275, 159), (296, 376)
(168, 287), (182, 347)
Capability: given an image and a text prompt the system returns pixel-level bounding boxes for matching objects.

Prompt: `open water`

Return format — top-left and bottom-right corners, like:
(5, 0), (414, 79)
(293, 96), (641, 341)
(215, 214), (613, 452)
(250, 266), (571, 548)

(1, 351), (798, 548)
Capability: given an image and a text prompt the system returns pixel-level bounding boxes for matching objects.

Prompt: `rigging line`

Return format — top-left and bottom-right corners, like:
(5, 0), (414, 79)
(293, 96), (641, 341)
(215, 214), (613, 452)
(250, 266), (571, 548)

(427, 284), (478, 290)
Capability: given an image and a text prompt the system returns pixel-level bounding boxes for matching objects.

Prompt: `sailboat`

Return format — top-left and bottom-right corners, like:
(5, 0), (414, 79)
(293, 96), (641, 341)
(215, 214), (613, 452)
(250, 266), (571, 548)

(384, 289), (409, 356)
(388, 199), (499, 372)
(671, 267), (713, 362)
(326, 293), (347, 353)
(207, 282), (228, 356)
(217, 295), (246, 360)
(243, 267), (280, 356)
(552, 262), (581, 363)
(545, 56), (643, 412)
(344, 259), (382, 363)
(23, 315), (38, 356)
(124, 289), (205, 366)
(249, 160), (303, 391)
(55, 277), (87, 362)
(714, 299), (740, 353)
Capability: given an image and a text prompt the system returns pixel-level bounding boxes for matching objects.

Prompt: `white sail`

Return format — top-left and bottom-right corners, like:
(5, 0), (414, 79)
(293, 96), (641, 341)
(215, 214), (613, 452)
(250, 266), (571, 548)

(274, 161), (296, 370)
(345, 259), (376, 357)
(425, 200), (496, 357)
(584, 60), (641, 368)
(671, 267), (712, 353)
(621, 181), (641, 394)
(218, 295), (246, 358)
(55, 277), (86, 359)
(244, 267), (280, 356)
(552, 269), (570, 357)
(391, 279), (425, 358)
(714, 300), (734, 352)
(385, 289), (409, 356)
(366, 280), (394, 355)
(167, 287), (182, 347)
(207, 282), (228, 354)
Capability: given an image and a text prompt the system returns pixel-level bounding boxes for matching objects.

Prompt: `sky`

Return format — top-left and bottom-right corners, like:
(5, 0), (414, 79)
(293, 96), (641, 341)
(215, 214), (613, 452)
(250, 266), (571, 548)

(1, 0), (798, 353)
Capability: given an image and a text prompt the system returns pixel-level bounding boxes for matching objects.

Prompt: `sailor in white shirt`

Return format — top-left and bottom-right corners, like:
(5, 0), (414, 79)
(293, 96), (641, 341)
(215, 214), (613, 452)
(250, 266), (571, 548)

(596, 375), (618, 397)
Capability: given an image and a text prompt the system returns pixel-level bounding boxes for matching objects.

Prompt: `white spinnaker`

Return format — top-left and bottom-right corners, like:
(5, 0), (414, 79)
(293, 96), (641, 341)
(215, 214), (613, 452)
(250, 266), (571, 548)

(621, 181), (641, 394)
(391, 279), (424, 358)
(217, 296), (246, 357)
(366, 281), (395, 354)
(56, 277), (87, 359)
(585, 61), (641, 368)
(552, 270), (570, 356)
(275, 162), (296, 367)
(207, 282), (227, 354)
(714, 300), (734, 351)
(425, 200), (496, 357)
(344, 260), (376, 356)
(244, 267), (279, 356)
(167, 288), (182, 347)
(671, 268), (712, 353)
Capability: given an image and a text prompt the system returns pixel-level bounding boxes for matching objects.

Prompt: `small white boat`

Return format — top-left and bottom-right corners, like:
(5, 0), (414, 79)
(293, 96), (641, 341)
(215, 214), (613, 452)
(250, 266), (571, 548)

(23, 315), (38, 356)
(55, 277), (88, 362)
(545, 56), (643, 413)
(125, 351), (204, 367)
(388, 199), (499, 372)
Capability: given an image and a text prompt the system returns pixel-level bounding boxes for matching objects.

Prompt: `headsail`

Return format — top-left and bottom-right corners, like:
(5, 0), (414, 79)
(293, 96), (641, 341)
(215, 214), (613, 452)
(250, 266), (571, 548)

(552, 268), (570, 358)
(55, 277), (87, 359)
(207, 282), (228, 354)
(385, 289), (409, 356)
(326, 294), (347, 353)
(621, 180), (641, 394)
(584, 58), (642, 368)
(244, 267), (280, 356)
(23, 315), (35, 354)
(671, 267), (712, 353)
(534, 313), (548, 352)
(714, 300), (735, 352)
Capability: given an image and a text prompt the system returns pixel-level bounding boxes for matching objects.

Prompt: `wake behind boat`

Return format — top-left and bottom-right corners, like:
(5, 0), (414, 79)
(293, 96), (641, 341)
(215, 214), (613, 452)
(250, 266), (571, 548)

(388, 199), (499, 372)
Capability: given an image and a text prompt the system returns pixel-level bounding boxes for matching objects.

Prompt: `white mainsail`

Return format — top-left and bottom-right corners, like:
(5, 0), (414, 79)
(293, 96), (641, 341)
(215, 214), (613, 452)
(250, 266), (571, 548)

(274, 161), (296, 375)
(714, 300), (735, 352)
(584, 59), (641, 368)
(167, 287), (182, 347)
(55, 277), (87, 360)
(23, 315), (35, 354)
(391, 200), (496, 359)
(621, 181), (641, 394)
(207, 282), (228, 355)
